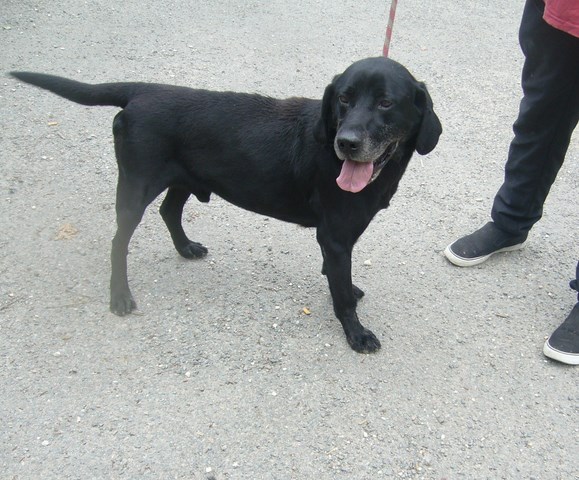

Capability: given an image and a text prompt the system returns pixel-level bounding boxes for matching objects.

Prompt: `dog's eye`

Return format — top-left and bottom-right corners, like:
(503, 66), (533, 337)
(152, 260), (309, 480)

(378, 99), (393, 110)
(338, 95), (350, 106)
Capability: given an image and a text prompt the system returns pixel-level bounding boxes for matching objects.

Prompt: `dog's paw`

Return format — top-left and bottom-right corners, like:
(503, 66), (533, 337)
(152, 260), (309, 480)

(178, 241), (208, 259)
(110, 292), (137, 316)
(352, 284), (365, 300)
(347, 329), (381, 353)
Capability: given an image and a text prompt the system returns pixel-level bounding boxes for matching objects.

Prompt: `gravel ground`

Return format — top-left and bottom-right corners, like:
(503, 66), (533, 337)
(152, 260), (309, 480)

(1, 1), (577, 479)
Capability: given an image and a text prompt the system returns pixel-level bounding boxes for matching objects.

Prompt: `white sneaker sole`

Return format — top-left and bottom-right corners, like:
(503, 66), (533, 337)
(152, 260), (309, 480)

(543, 340), (579, 365)
(443, 242), (526, 267)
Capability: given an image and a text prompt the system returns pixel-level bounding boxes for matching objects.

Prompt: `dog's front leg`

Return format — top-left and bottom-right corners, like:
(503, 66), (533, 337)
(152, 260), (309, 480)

(317, 231), (381, 353)
(320, 246), (365, 301)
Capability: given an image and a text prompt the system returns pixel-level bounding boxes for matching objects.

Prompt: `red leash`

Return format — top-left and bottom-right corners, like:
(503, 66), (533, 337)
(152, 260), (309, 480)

(382, 0), (398, 57)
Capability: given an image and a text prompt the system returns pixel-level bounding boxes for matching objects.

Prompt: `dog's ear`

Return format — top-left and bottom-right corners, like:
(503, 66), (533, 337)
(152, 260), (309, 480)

(414, 82), (442, 155)
(314, 76), (339, 144)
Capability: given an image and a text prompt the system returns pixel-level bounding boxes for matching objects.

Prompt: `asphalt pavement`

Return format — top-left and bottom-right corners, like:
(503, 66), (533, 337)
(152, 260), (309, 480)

(1, 0), (577, 478)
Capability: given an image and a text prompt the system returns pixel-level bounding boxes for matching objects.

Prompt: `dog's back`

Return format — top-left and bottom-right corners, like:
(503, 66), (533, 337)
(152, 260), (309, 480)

(11, 71), (323, 224)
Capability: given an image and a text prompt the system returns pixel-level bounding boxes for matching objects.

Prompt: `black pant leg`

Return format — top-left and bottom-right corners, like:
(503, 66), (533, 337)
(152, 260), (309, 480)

(491, 0), (579, 236)
(572, 261), (579, 302)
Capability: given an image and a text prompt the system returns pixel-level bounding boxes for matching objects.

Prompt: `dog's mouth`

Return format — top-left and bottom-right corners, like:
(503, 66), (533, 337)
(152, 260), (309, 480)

(336, 141), (399, 193)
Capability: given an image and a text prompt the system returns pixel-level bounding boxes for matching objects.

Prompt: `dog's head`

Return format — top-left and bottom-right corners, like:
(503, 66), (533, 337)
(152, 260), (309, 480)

(314, 57), (442, 193)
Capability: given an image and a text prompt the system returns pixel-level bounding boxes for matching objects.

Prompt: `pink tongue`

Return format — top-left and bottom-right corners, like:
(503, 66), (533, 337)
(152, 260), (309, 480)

(336, 160), (373, 193)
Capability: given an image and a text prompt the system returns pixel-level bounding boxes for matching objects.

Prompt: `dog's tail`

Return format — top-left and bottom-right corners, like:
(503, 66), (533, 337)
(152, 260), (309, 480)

(10, 72), (135, 108)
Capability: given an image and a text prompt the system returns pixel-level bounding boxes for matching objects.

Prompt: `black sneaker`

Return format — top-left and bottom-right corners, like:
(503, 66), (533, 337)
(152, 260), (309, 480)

(543, 303), (579, 365)
(444, 222), (527, 267)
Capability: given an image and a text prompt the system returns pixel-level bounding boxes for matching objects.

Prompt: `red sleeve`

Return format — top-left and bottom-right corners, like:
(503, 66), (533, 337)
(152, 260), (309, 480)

(543, 0), (579, 37)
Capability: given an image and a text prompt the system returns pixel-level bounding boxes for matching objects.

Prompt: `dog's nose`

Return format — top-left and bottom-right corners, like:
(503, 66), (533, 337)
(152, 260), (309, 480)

(336, 132), (361, 156)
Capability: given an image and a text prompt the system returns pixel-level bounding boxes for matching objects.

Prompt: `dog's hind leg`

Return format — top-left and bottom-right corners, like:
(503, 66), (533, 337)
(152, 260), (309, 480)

(109, 176), (156, 316)
(109, 110), (186, 315)
(159, 187), (208, 259)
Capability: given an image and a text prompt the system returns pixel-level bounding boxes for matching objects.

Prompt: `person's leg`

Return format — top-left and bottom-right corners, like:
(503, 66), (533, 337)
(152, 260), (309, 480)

(543, 261), (579, 365)
(445, 0), (579, 267)
(491, 0), (579, 236)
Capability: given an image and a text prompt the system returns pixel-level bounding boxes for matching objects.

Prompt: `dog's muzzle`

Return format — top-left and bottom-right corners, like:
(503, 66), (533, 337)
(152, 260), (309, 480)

(335, 141), (399, 193)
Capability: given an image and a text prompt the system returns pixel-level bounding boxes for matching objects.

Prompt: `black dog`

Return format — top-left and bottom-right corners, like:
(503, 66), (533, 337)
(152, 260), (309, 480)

(11, 57), (441, 353)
